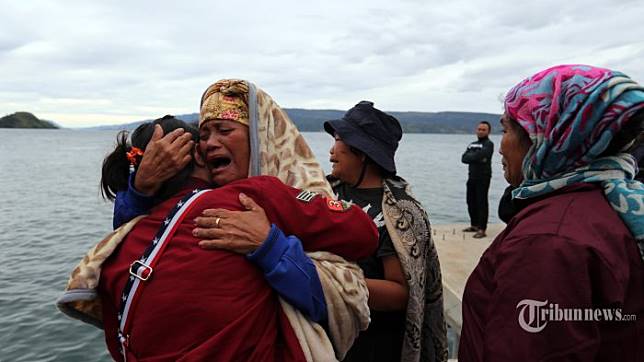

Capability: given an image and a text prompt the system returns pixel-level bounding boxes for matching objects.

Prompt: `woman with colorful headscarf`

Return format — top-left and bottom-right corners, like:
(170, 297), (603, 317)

(459, 65), (644, 361)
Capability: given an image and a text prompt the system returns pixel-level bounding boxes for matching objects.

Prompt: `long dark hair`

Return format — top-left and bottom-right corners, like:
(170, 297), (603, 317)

(100, 115), (199, 201)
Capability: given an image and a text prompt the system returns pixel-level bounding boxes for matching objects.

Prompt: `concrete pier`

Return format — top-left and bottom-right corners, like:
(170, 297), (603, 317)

(432, 223), (504, 343)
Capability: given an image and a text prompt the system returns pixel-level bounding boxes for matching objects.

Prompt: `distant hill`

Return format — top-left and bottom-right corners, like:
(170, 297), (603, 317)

(86, 113), (199, 132)
(0, 112), (59, 129)
(285, 109), (501, 133)
(83, 109), (501, 134)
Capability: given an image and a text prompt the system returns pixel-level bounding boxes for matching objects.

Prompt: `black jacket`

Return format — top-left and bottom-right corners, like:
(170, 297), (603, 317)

(461, 137), (494, 179)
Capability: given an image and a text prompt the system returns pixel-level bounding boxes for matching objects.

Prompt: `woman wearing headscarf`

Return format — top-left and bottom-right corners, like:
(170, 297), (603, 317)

(111, 81), (359, 327)
(459, 65), (644, 361)
(114, 79), (333, 225)
(324, 101), (448, 362)
(112, 81), (345, 319)
(59, 81), (378, 361)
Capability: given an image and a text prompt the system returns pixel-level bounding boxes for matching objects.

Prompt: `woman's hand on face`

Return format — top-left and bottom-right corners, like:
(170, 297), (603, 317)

(194, 193), (271, 254)
(134, 124), (194, 195)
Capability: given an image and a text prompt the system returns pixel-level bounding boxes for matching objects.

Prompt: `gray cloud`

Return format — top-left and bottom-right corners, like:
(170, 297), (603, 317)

(1, 0), (643, 126)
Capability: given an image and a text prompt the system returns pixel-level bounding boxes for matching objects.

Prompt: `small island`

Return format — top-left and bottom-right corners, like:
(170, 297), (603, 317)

(0, 112), (59, 129)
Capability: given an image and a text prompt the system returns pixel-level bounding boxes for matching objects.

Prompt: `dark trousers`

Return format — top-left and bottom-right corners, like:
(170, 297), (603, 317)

(466, 177), (490, 230)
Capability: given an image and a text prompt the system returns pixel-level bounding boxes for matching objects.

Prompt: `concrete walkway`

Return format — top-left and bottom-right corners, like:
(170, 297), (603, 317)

(432, 223), (505, 340)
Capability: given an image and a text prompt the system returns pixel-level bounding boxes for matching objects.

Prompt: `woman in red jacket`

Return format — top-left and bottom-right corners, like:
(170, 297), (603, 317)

(459, 65), (644, 361)
(64, 116), (378, 362)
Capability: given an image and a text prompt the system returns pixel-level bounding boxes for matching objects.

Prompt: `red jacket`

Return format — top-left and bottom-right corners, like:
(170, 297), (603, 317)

(459, 183), (644, 361)
(99, 176), (378, 361)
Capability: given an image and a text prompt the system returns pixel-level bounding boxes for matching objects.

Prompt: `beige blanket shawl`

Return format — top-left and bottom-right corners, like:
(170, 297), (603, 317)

(382, 177), (448, 362)
(281, 252), (370, 362)
(57, 216), (145, 327)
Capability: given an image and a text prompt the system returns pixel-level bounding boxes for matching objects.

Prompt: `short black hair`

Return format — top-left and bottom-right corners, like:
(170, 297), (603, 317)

(479, 121), (491, 131)
(100, 115), (198, 201)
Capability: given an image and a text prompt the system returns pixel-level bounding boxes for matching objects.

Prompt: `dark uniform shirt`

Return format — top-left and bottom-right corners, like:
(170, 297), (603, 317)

(333, 183), (406, 362)
(461, 137), (494, 179)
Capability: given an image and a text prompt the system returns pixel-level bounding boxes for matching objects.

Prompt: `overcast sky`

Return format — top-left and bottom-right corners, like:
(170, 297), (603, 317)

(2, 0), (643, 127)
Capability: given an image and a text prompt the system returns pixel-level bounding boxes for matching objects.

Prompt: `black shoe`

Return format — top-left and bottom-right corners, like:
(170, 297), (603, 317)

(462, 226), (479, 232)
(473, 230), (487, 238)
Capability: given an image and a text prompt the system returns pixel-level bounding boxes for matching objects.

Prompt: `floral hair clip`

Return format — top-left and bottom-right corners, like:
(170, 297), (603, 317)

(126, 146), (144, 166)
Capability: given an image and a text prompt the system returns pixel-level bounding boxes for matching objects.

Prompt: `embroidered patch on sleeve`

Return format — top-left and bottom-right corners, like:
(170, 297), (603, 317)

(326, 199), (352, 212)
(296, 190), (317, 203)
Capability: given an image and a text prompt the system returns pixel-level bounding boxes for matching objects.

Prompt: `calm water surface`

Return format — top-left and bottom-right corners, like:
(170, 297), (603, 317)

(0, 129), (506, 361)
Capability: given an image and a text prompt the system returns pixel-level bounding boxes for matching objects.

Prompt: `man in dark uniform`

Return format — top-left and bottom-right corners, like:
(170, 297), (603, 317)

(461, 121), (494, 238)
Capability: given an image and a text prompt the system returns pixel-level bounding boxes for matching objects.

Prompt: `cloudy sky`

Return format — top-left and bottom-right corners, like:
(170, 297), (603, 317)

(2, 0), (643, 127)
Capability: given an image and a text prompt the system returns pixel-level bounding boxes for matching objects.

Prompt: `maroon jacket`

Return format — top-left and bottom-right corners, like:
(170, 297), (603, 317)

(99, 176), (378, 361)
(459, 183), (644, 361)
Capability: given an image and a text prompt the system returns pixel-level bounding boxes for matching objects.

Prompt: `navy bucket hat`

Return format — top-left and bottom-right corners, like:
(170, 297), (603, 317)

(324, 101), (403, 174)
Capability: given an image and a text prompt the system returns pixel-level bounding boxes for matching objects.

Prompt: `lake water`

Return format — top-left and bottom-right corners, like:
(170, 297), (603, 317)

(0, 129), (506, 361)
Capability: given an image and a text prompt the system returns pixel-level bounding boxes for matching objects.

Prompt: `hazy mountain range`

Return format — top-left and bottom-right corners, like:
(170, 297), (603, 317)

(84, 109), (501, 134)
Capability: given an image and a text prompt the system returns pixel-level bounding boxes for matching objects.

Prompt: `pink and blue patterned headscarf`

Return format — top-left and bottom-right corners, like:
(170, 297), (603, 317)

(505, 64), (644, 258)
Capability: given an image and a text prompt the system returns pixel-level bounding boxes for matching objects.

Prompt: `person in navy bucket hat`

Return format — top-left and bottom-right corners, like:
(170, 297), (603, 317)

(324, 101), (447, 362)
(324, 100), (402, 176)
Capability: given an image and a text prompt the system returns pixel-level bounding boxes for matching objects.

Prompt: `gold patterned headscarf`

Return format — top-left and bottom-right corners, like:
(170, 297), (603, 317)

(199, 79), (333, 196)
(200, 79), (250, 127)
